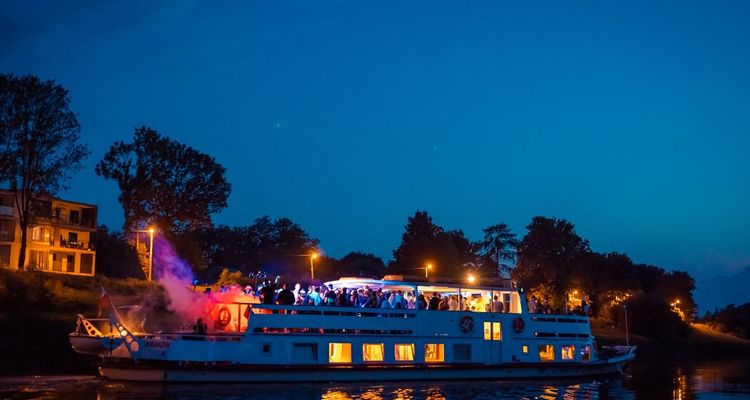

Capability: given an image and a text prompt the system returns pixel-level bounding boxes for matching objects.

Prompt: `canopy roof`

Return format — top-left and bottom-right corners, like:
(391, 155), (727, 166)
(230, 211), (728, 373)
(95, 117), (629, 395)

(323, 275), (517, 294)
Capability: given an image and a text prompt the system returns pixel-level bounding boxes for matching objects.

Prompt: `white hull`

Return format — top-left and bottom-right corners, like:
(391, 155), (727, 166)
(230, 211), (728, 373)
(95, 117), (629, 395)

(98, 354), (633, 382)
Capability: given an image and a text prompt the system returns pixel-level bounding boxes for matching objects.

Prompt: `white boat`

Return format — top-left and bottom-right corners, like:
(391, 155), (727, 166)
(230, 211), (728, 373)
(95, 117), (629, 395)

(70, 275), (636, 382)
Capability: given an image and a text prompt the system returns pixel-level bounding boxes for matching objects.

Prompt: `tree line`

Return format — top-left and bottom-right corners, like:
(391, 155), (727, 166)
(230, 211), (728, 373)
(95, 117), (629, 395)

(1, 74), (697, 338)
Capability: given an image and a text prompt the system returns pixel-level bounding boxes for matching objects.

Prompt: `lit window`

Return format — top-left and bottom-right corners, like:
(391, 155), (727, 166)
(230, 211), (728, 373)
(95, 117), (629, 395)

(561, 345), (575, 360)
(522, 345), (528, 353)
(328, 343), (351, 363)
(483, 322), (491, 341)
(538, 345), (555, 362)
(424, 344), (444, 363)
(394, 344), (415, 361)
(492, 322), (502, 341)
(363, 343), (384, 362)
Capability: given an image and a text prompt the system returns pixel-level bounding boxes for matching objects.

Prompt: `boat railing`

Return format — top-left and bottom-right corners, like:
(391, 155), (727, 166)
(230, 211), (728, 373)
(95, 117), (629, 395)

(250, 304), (418, 318)
(529, 315), (589, 324)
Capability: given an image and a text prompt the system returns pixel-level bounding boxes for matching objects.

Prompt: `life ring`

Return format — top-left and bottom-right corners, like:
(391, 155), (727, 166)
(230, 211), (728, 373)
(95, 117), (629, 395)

(512, 317), (525, 333)
(217, 307), (231, 326)
(459, 316), (474, 333)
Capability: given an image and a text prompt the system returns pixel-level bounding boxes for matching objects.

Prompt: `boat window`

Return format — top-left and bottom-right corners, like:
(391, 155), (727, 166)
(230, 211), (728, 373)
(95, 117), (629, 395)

(581, 345), (591, 361)
(362, 343), (384, 362)
(538, 345), (555, 362)
(484, 322), (502, 341)
(522, 345), (528, 353)
(328, 343), (352, 363)
(262, 344), (271, 354)
(424, 344), (444, 362)
(453, 344), (471, 361)
(561, 345), (575, 360)
(492, 322), (502, 341)
(394, 343), (415, 361)
(292, 343), (317, 362)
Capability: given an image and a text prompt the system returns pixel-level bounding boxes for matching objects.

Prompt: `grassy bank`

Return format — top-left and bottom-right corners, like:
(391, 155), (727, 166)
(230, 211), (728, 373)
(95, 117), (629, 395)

(0, 269), (160, 375)
(591, 317), (750, 366)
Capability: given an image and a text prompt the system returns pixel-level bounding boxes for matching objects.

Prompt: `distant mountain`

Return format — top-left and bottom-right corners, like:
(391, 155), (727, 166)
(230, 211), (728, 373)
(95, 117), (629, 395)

(694, 267), (750, 314)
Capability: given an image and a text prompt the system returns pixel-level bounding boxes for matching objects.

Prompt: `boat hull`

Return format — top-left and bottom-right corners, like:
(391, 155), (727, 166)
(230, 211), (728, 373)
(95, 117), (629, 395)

(98, 355), (633, 382)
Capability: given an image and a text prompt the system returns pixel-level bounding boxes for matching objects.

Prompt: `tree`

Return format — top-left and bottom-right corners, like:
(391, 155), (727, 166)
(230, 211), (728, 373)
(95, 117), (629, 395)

(337, 252), (386, 279)
(90, 225), (143, 278)
(389, 211), (478, 278)
(514, 216), (590, 310)
(95, 126), (231, 234)
(0, 74), (89, 268)
(479, 223), (519, 277)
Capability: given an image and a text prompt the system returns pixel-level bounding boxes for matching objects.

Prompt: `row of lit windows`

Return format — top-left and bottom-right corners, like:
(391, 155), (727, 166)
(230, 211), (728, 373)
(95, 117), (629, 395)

(523, 344), (582, 361)
(329, 343), (445, 363)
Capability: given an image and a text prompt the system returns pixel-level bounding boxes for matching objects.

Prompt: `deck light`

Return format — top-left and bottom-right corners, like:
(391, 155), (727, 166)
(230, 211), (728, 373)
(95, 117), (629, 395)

(425, 263), (433, 278)
(467, 274), (476, 284)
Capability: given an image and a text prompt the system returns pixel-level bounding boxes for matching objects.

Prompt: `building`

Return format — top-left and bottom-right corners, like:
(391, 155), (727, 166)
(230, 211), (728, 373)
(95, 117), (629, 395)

(0, 189), (97, 276)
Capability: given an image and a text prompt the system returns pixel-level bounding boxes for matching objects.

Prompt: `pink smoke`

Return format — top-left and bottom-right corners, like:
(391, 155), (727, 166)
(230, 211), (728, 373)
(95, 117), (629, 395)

(150, 235), (257, 331)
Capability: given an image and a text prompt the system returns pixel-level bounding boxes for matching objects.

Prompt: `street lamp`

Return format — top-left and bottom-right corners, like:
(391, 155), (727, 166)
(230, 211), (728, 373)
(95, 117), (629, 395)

(310, 252), (319, 280)
(425, 263), (433, 278)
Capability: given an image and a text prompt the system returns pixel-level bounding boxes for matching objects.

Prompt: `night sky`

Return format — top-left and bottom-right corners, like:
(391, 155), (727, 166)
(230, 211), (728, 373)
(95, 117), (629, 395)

(2, 1), (749, 281)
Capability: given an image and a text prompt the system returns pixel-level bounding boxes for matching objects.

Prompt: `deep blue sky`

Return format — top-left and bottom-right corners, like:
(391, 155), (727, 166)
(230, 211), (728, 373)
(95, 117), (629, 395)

(2, 1), (749, 280)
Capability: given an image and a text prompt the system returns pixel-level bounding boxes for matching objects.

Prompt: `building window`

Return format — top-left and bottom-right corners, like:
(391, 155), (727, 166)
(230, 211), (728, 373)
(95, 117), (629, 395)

(424, 344), (444, 363)
(363, 343), (384, 362)
(483, 322), (491, 340)
(561, 345), (575, 360)
(522, 345), (528, 353)
(453, 344), (471, 362)
(492, 322), (502, 341)
(329, 343), (351, 363)
(394, 344), (414, 361)
(538, 345), (555, 362)
(80, 254), (93, 275)
(32, 227), (51, 243)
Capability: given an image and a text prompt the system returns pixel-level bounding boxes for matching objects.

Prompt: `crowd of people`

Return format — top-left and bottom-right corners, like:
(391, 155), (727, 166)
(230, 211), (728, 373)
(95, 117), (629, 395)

(234, 278), (510, 313)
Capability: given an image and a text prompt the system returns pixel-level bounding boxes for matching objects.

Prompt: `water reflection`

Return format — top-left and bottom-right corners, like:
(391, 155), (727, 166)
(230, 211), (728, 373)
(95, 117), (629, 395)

(0, 361), (748, 400)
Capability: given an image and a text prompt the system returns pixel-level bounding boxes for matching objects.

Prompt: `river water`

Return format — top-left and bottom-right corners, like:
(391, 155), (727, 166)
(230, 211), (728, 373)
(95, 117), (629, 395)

(0, 360), (748, 400)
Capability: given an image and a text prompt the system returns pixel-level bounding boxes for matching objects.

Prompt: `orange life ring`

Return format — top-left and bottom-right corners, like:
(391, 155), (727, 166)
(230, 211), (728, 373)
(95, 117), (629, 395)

(459, 316), (474, 333)
(217, 307), (231, 326)
(512, 317), (525, 333)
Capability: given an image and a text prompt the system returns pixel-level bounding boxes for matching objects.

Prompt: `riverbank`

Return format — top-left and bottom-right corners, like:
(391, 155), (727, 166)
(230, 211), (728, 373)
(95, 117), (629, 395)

(2, 269), (749, 376)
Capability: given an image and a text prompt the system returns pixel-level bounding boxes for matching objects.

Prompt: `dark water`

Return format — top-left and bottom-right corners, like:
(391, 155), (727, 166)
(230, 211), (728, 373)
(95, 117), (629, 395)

(0, 361), (748, 400)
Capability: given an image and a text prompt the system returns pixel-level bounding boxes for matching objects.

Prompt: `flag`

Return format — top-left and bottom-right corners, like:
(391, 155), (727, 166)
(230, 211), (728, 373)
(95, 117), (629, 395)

(97, 288), (112, 318)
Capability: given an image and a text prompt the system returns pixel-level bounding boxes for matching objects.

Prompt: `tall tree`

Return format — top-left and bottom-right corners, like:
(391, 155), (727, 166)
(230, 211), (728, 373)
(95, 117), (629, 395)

(514, 216), (590, 309)
(95, 126), (231, 234)
(479, 223), (519, 277)
(389, 211), (477, 278)
(0, 74), (89, 268)
(389, 211), (444, 274)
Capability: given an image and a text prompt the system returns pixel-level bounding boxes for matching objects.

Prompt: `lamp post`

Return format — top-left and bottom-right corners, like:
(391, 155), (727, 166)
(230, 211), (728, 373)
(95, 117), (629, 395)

(310, 253), (319, 280)
(425, 263), (433, 278)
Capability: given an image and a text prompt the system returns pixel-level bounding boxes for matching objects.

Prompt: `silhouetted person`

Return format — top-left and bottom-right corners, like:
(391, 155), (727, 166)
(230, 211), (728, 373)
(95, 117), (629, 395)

(428, 292), (440, 310)
(276, 283), (295, 306)
(193, 317), (207, 335)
